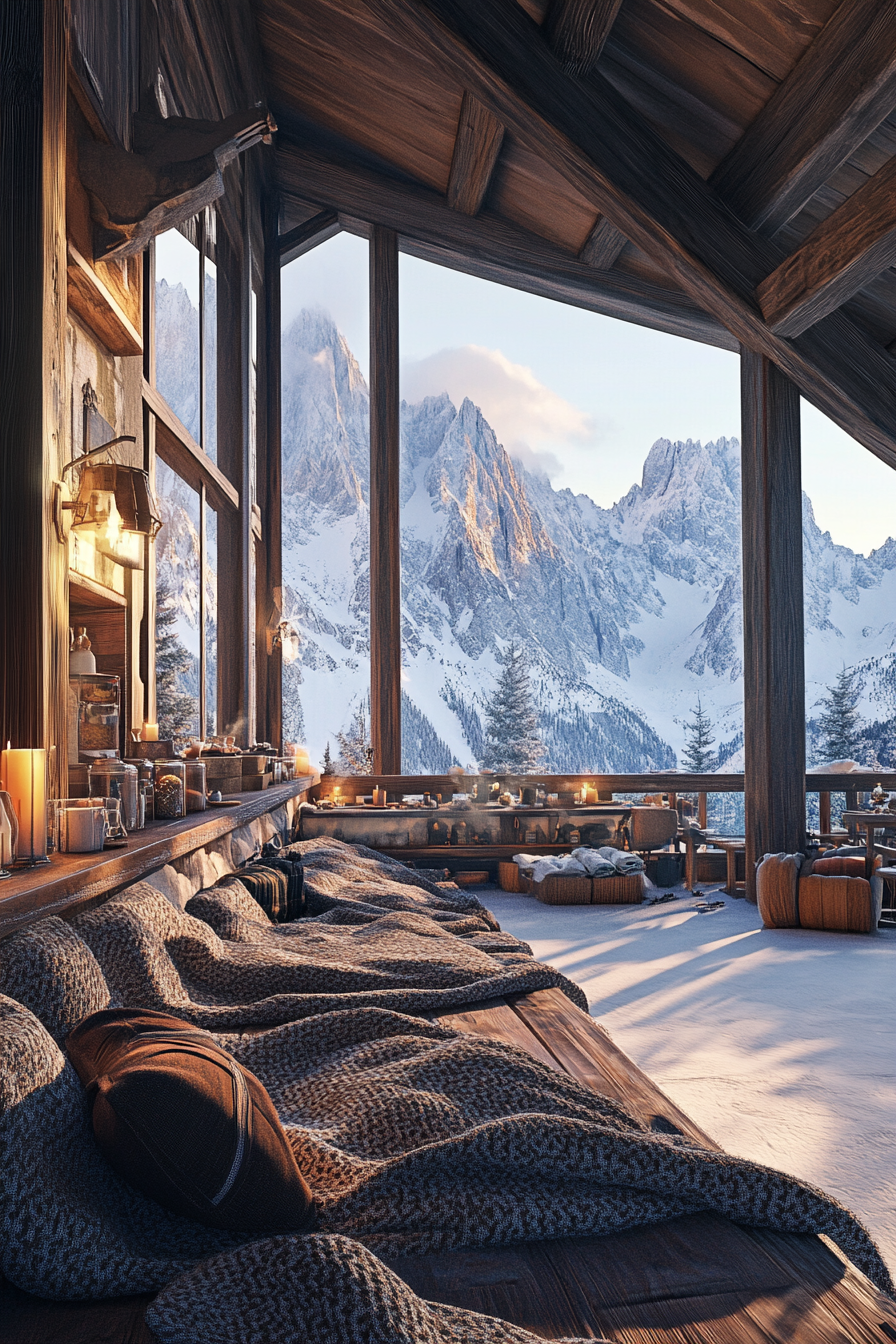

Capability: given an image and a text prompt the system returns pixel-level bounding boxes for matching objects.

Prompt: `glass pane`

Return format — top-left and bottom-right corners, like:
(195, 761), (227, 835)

(280, 233), (370, 773)
(399, 253), (743, 779)
(204, 503), (218, 737)
(154, 228), (200, 441)
(801, 400), (896, 834)
(203, 255), (217, 462)
(154, 460), (201, 744)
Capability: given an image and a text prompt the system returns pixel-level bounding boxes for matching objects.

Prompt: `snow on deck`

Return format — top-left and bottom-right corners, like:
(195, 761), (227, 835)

(480, 885), (896, 1267)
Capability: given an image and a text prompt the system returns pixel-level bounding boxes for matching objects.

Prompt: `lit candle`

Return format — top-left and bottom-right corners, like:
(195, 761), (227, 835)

(293, 746), (311, 776)
(1, 746), (48, 863)
(142, 722), (159, 742)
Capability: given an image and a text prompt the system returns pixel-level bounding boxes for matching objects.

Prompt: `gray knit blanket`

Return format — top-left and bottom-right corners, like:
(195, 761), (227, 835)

(0, 839), (891, 1340)
(65, 881), (586, 1029)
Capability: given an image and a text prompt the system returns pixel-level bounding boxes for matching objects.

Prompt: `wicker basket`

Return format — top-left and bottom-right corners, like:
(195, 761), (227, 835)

(532, 875), (593, 905)
(454, 869), (490, 887)
(498, 861), (530, 892)
(590, 873), (643, 904)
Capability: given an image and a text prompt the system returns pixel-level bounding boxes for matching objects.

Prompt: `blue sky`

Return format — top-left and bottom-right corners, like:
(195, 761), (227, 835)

(280, 231), (896, 555)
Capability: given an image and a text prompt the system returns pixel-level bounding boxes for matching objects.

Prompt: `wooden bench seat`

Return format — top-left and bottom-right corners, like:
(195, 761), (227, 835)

(3, 988), (895, 1343)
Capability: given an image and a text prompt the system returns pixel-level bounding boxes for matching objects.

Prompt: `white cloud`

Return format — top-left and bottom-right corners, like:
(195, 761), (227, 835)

(401, 345), (606, 480)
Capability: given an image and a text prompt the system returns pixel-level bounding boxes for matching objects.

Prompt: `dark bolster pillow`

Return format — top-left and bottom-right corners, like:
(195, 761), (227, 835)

(224, 860), (305, 922)
(66, 1007), (316, 1234)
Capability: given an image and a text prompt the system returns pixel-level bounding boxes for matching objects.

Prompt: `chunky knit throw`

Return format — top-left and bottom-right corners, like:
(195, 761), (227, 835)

(145, 1234), (609, 1343)
(69, 882), (586, 1030)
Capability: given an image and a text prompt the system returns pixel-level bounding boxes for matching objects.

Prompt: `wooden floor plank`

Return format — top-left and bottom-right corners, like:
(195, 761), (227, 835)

(509, 987), (718, 1148)
(432, 996), (565, 1072)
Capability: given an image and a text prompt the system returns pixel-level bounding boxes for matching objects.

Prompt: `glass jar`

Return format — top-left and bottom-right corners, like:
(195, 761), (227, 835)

(153, 761), (186, 820)
(184, 760), (207, 812)
(88, 760), (139, 830)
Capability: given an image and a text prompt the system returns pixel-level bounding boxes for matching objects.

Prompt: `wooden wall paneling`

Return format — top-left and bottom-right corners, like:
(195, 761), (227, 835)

(369, 226), (402, 775)
(740, 350), (806, 899)
(277, 142), (737, 350)
(756, 156), (896, 337)
(446, 91), (504, 215)
(0, 0), (68, 794)
(544, 0), (623, 77)
(360, 0), (896, 470)
(711, 0), (896, 234)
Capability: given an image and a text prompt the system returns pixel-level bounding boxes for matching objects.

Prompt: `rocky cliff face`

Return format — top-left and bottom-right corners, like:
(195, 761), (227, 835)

(166, 301), (896, 771)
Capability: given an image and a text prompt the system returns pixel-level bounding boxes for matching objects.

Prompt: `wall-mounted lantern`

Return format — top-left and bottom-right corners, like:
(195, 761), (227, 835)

(54, 436), (162, 569)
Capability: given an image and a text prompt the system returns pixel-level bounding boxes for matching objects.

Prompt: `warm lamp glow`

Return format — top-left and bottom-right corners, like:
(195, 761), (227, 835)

(70, 462), (161, 570)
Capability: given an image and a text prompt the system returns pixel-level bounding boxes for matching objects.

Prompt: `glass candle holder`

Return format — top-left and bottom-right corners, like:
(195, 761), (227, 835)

(184, 760), (207, 812)
(153, 761), (186, 820)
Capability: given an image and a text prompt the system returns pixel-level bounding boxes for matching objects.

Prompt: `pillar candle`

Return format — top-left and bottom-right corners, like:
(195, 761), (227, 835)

(293, 746), (311, 776)
(142, 722), (159, 742)
(1, 747), (48, 861)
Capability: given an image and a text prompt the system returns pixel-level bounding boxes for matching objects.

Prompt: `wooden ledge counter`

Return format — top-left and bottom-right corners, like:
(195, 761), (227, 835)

(0, 778), (312, 941)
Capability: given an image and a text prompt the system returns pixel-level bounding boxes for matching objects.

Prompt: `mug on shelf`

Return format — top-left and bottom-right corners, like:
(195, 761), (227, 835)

(56, 799), (107, 854)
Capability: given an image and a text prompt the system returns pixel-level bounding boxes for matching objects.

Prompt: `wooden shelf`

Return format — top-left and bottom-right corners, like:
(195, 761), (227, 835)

(0, 778), (311, 940)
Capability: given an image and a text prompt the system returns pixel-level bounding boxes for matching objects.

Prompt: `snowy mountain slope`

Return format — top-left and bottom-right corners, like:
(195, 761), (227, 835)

(162, 297), (896, 770)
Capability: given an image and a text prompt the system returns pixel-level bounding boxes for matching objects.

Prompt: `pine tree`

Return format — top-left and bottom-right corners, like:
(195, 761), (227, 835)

(335, 705), (374, 774)
(321, 742), (335, 775)
(681, 696), (716, 772)
(480, 642), (544, 773)
(817, 666), (863, 762)
(155, 581), (198, 743)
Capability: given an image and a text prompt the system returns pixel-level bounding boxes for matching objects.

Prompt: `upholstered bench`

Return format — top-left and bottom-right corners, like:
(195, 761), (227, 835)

(756, 852), (883, 933)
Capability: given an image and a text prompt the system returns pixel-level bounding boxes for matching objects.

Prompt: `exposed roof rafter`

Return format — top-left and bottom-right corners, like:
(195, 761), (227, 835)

(276, 139), (737, 349)
(757, 155), (896, 338)
(357, 0), (896, 467)
(578, 213), (627, 268)
(710, 0), (896, 235)
(279, 207), (340, 264)
(446, 90), (504, 215)
(543, 0), (623, 77)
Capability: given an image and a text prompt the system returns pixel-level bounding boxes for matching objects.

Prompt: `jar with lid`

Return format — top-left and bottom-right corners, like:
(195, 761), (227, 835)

(184, 760), (207, 812)
(153, 761), (186, 820)
(88, 760), (139, 830)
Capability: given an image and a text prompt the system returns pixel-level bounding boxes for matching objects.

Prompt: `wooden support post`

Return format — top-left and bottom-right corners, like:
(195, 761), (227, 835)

(369, 226), (401, 774)
(260, 193), (283, 748)
(741, 350), (806, 900)
(697, 792), (707, 830)
(819, 791), (831, 837)
(0, 0), (68, 792)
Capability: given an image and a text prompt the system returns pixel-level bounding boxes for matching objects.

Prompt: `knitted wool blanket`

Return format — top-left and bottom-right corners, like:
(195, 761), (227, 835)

(68, 882), (587, 1029)
(285, 837), (501, 929)
(0, 987), (891, 1315)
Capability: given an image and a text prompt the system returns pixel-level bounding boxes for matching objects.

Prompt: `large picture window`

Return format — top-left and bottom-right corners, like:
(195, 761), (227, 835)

(154, 211), (218, 460)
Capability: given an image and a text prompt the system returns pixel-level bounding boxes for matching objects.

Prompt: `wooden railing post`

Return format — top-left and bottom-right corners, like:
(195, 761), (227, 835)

(741, 349), (806, 900)
(369, 226), (402, 773)
(819, 791), (831, 837)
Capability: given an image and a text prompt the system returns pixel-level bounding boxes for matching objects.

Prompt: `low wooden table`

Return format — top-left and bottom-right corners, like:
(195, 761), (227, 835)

(4, 988), (894, 1342)
(841, 810), (896, 877)
(713, 837), (746, 896)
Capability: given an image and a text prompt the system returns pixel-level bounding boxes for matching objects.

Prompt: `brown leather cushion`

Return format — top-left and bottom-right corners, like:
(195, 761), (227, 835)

(66, 1007), (316, 1234)
(797, 874), (874, 934)
(812, 855), (877, 877)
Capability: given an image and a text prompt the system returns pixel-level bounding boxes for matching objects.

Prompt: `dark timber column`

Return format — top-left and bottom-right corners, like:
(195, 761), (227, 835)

(369, 226), (401, 773)
(0, 0), (67, 790)
(260, 194), (283, 748)
(741, 349), (806, 900)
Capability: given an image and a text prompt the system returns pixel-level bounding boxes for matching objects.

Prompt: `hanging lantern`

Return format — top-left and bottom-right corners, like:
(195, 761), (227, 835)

(63, 452), (162, 570)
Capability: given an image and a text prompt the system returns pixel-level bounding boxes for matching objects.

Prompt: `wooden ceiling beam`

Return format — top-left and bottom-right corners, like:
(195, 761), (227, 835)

(279, 208), (340, 264)
(359, 0), (896, 468)
(756, 156), (896, 338)
(578, 214), (627, 268)
(710, 0), (896, 235)
(276, 140), (737, 350)
(543, 0), (624, 78)
(447, 91), (504, 215)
